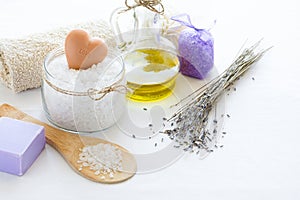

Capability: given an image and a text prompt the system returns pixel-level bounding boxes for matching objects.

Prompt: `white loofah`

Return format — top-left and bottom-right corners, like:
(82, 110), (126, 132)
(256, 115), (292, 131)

(0, 20), (116, 93)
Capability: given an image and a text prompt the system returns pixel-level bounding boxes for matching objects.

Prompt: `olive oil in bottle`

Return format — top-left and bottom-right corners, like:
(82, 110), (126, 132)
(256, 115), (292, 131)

(124, 48), (179, 102)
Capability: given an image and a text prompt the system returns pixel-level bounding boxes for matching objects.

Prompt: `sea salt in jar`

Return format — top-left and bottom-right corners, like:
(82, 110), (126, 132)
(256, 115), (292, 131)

(41, 48), (126, 133)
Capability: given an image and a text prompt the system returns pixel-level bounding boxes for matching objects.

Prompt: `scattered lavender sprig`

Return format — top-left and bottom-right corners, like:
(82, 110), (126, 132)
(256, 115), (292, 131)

(164, 40), (271, 155)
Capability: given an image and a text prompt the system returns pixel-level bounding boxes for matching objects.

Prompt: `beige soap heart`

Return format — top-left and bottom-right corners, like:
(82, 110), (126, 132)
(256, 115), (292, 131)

(65, 29), (108, 70)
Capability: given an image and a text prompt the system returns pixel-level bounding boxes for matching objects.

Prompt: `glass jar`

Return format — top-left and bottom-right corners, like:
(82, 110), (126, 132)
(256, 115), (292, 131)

(41, 48), (126, 133)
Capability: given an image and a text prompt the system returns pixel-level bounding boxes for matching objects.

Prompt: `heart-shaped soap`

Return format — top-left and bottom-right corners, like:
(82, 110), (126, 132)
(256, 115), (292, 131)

(65, 29), (108, 70)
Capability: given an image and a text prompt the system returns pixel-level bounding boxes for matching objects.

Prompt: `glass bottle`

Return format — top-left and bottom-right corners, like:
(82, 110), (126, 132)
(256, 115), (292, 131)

(110, 1), (180, 102)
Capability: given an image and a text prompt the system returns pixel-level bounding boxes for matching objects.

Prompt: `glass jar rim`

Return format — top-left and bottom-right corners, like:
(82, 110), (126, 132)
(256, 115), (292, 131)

(43, 47), (125, 97)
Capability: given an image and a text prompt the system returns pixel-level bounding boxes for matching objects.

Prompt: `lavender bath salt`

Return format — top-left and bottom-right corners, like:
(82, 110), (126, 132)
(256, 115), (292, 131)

(172, 14), (214, 79)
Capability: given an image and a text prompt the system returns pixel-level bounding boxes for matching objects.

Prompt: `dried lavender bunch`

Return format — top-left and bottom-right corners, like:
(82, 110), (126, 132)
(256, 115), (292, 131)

(164, 40), (271, 155)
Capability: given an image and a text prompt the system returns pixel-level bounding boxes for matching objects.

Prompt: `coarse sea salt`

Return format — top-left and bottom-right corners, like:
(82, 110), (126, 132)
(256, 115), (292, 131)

(42, 49), (126, 132)
(77, 143), (122, 178)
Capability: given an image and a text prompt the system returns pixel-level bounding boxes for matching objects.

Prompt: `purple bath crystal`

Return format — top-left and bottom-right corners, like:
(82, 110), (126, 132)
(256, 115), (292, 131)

(178, 28), (214, 79)
(172, 14), (214, 79)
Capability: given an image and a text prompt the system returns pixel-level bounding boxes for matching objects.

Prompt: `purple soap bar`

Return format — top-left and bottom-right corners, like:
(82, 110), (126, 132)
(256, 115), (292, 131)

(0, 117), (45, 176)
(178, 28), (214, 79)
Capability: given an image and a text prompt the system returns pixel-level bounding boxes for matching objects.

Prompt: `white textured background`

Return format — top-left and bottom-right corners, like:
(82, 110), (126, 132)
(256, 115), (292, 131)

(0, 0), (299, 199)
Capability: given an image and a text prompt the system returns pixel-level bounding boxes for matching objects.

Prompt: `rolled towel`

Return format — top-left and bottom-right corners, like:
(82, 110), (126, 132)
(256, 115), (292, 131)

(0, 20), (116, 93)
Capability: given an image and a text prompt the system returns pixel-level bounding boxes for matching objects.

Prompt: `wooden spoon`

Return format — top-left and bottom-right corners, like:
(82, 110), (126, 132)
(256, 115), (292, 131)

(0, 104), (136, 183)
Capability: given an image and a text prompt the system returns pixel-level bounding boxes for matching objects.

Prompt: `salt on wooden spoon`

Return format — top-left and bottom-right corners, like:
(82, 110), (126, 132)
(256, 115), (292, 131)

(0, 104), (136, 183)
